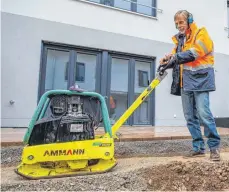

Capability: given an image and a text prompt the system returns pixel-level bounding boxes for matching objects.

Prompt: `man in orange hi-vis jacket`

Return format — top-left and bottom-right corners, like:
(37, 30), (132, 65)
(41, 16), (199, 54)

(159, 10), (220, 161)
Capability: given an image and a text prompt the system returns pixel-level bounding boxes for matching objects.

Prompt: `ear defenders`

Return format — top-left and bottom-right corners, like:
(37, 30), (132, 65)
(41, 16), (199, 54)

(187, 11), (194, 24)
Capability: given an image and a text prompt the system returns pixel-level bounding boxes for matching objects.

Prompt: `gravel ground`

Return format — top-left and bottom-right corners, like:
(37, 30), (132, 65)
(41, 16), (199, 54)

(1, 155), (229, 191)
(1, 168), (148, 191)
(1, 137), (229, 166)
(1, 137), (229, 191)
(115, 136), (229, 158)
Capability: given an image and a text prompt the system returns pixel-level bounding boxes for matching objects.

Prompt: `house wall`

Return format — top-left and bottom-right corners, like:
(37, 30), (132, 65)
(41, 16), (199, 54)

(1, 0), (229, 127)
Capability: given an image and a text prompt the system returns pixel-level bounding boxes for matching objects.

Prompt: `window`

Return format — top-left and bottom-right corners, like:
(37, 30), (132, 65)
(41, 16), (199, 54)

(40, 45), (99, 98)
(45, 49), (70, 92)
(102, 0), (114, 6)
(138, 70), (148, 87)
(134, 61), (151, 125)
(87, 0), (157, 17)
(88, 0), (113, 6)
(65, 62), (69, 81)
(109, 57), (129, 125)
(136, 0), (156, 16)
(88, 0), (100, 3)
(65, 62), (85, 82)
(75, 63), (85, 82)
(40, 42), (155, 126)
(76, 53), (97, 91)
(108, 57), (153, 125)
(114, 0), (131, 11)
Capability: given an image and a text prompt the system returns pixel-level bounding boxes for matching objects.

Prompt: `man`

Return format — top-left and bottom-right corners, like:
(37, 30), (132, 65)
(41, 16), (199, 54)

(159, 10), (221, 161)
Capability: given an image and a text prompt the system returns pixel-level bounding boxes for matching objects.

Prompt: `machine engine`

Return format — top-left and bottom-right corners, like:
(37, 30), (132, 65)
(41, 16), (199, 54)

(29, 95), (101, 146)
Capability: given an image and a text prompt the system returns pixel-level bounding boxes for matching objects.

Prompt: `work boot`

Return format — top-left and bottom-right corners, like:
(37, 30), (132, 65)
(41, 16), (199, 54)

(183, 150), (205, 158)
(210, 149), (220, 161)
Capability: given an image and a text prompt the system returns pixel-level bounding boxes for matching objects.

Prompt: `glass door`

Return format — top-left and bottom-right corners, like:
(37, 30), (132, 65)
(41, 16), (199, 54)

(109, 57), (129, 125)
(40, 46), (101, 99)
(40, 44), (155, 126)
(133, 60), (151, 125)
(44, 49), (70, 92)
(75, 52), (97, 91)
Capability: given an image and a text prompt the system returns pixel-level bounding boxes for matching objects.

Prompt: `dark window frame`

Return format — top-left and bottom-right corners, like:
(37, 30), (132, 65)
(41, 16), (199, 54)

(65, 62), (86, 82)
(75, 62), (85, 82)
(39, 41), (156, 126)
(138, 70), (149, 87)
(64, 61), (69, 81)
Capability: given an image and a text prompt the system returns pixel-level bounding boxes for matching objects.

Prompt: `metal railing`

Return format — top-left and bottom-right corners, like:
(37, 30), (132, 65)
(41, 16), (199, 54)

(121, 0), (162, 13)
(79, 0), (163, 16)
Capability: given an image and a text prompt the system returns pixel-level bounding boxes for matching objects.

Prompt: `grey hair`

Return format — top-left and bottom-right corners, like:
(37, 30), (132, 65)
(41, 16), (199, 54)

(174, 10), (189, 21)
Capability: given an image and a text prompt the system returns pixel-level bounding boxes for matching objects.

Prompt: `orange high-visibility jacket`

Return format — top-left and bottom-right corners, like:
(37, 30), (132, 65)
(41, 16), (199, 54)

(169, 22), (215, 95)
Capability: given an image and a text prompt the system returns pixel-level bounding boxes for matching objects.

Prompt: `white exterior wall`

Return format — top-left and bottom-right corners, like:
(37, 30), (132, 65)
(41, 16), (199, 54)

(1, 0), (229, 127)
(2, 0), (229, 54)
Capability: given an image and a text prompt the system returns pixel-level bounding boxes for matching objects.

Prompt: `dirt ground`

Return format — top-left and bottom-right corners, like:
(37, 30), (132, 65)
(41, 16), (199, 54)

(142, 156), (229, 191)
(1, 152), (229, 191)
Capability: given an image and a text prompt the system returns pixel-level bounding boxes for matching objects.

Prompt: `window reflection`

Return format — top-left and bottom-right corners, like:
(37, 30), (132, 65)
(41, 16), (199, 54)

(134, 60), (151, 124)
(45, 49), (69, 92)
(110, 58), (129, 125)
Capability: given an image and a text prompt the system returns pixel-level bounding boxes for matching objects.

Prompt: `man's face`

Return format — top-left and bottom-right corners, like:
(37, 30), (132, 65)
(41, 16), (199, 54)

(175, 14), (188, 34)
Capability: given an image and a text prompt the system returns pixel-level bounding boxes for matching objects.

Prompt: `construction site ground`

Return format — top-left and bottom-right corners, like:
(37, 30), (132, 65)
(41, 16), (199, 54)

(1, 127), (229, 191)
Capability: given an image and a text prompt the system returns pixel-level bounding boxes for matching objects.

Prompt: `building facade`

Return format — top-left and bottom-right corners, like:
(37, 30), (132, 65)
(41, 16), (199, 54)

(1, 0), (229, 128)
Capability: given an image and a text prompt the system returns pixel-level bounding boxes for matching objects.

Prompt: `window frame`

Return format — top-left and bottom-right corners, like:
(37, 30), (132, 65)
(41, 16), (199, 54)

(75, 62), (86, 82)
(138, 70), (149, 87)
(65, 62), (86, 82)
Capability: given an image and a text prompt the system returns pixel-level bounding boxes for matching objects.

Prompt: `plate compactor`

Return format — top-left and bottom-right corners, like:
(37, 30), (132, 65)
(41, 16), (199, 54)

(15, 64), (169, 180)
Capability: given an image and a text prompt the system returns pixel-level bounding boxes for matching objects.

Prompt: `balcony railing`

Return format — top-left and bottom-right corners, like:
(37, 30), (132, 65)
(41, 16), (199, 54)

(79, 0), (162, 18)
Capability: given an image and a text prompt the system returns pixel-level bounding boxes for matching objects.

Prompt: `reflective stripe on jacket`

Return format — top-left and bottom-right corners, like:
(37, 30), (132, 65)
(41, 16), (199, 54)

(170, 22), (216, 94)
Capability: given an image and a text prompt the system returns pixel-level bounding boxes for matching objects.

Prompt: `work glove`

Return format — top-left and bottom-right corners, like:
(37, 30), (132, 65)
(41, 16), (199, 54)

(157, 56), (177, 74)
(157, 63), (167, 72)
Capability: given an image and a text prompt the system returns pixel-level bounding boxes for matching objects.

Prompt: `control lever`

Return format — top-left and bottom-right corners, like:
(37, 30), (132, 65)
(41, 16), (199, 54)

(157, 58), (175, 76)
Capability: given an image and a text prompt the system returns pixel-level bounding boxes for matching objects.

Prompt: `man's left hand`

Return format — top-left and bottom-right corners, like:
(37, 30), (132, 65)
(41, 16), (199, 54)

(159, 54), (174, 65)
